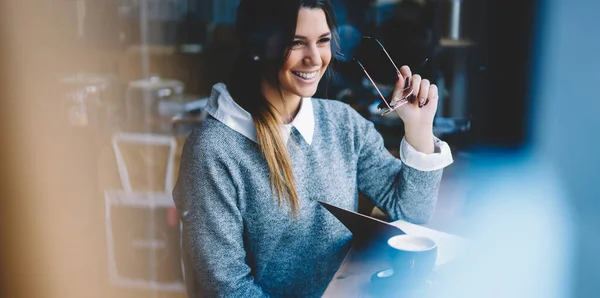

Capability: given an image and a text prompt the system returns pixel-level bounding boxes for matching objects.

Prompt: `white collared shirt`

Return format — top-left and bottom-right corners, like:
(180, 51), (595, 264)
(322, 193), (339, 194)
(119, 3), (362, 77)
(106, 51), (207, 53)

(203, 83), (452, 171)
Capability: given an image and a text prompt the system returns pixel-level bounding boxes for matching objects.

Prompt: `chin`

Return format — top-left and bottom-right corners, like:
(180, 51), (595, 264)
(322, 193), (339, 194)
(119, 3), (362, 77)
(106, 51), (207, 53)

(296, 87), (319, 98)
(295, 81), (322, 97)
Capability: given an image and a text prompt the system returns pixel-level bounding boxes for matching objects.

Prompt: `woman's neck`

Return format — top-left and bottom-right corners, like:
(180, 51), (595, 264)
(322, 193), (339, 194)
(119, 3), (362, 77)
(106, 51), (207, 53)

(260, 79), (302, 124)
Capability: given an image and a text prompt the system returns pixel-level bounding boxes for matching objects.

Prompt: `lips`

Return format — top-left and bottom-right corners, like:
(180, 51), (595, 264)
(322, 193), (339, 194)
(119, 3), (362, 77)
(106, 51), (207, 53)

(292, 70), (319, 80)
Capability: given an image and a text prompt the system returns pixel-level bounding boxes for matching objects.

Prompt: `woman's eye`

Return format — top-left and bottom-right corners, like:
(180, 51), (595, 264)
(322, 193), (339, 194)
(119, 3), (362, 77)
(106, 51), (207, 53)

(319, 37), (331, 44)
(292, 40), (304, 47)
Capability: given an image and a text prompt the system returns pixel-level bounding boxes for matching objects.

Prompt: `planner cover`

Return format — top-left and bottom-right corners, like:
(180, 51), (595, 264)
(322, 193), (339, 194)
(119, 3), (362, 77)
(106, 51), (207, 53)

(318, 201), (405, 245)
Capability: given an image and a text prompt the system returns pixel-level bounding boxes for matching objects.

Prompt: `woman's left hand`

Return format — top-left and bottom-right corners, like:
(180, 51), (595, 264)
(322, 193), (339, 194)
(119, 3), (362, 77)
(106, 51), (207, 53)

(392, 65), (438, 127)
(391, 65), (438, 154)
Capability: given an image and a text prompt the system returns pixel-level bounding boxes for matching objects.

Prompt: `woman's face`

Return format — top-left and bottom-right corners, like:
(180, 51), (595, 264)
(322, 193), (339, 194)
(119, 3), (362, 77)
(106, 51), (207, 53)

(277, 8), (332, 100)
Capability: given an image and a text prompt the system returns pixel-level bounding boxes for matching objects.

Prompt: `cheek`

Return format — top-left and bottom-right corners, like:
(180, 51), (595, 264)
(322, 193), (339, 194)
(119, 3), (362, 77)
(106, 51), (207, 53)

(281, 53), (301, 76)
(321, 49), (332, 67)
(279, 63), (293, 82)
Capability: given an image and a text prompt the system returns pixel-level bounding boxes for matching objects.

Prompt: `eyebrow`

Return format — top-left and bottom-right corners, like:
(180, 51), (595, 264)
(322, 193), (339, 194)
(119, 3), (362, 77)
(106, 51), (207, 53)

(294, 32), (332, 39)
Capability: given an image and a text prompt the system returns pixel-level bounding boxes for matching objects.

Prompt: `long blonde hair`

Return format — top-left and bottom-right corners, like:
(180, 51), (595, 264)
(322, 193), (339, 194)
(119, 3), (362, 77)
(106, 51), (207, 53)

(254, 105), (300, 215)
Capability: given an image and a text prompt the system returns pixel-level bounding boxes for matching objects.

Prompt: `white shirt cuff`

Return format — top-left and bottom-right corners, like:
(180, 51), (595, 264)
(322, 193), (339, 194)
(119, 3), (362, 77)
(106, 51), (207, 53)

(399, 137), (453, 171)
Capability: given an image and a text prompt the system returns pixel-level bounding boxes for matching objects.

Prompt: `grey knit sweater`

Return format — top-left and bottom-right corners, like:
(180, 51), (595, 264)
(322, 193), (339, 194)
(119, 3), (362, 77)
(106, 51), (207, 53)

(173, 85), (446, 297)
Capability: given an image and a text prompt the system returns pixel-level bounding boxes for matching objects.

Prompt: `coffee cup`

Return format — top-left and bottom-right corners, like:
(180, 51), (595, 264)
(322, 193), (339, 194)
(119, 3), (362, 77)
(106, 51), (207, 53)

(387, 235), (437, 279)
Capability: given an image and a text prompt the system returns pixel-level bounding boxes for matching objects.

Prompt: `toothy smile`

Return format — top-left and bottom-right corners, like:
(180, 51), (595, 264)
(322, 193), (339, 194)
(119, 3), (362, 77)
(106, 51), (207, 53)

(292, 71), (318, 80)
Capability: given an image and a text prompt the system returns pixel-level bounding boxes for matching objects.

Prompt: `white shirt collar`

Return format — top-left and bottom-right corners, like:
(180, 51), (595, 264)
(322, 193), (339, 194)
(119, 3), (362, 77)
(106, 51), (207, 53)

(203, 83), (315, 145)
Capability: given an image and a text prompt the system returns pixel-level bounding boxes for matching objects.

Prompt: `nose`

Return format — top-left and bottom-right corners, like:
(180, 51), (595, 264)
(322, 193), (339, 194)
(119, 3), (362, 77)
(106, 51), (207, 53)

(303, 44), (321, 66)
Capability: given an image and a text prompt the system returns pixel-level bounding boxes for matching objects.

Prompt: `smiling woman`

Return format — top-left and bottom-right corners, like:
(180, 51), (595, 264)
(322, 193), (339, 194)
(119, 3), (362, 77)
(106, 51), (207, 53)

(173, 0), (454, 297)
(273, 9), (333, 108)
(229, 0), (342, 217)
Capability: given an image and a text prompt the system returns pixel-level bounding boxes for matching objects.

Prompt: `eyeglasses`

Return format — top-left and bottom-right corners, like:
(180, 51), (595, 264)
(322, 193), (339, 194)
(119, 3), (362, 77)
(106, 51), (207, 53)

(354, 37), (428, 116)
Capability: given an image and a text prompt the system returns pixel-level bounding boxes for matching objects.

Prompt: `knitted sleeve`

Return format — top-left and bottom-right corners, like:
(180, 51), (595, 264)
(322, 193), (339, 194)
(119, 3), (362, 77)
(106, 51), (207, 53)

(353, 112), (443, 224)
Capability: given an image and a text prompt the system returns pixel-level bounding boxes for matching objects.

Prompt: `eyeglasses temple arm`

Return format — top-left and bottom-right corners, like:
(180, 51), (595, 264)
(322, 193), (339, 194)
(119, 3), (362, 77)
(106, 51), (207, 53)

(366, 37), (401, 75)
(355, 59), (392, 110)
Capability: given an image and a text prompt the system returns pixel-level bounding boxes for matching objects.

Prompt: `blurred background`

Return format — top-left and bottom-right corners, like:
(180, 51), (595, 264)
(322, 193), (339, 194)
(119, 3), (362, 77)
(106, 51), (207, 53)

(0, 0), (598, 297)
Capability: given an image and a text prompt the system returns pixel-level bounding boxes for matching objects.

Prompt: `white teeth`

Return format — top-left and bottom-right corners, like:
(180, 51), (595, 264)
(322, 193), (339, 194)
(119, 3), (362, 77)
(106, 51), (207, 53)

(293, 71), (318, 80)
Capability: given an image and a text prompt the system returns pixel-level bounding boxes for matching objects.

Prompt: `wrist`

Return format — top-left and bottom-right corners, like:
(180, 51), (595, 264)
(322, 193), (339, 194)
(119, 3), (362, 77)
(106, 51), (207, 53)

(404, 125), (435, 154)
(404, 124), (433, 138)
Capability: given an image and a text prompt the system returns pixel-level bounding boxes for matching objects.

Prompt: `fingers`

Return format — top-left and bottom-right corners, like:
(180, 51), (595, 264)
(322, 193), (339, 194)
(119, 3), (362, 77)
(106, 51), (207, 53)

(399, 65), (412, 85)
(408, 74), (422, 104)
(425, 84), (439, 108)
(394, 65), (438, 109)
(417, 79), (430, 108)
(392, 65), (413, 104)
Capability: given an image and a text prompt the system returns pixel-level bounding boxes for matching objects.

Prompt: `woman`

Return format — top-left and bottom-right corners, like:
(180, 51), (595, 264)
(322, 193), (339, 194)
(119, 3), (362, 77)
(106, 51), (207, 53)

(174, 0), (453, 296)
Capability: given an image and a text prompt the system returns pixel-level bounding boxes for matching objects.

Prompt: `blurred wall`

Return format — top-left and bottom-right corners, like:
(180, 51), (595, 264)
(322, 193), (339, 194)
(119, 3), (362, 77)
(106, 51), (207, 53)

(532, 0), (600, 296)
(0, 1), (109, 297)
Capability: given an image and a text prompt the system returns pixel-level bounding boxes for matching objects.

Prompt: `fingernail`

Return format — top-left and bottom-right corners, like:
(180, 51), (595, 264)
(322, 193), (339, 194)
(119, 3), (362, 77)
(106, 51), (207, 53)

(409, 94), (416, 104)
(420, 98), (426, 106)
(418, 101), (424, 108)
(424, 99), (430, 106)
(405, 76), (411, 87)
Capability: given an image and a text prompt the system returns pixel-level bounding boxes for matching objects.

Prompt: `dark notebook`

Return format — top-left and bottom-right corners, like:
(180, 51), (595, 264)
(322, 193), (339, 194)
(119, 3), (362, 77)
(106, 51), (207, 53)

(318, 201), (405, 247)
